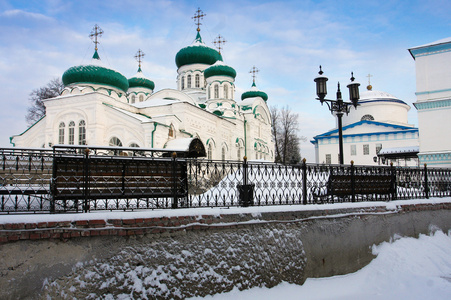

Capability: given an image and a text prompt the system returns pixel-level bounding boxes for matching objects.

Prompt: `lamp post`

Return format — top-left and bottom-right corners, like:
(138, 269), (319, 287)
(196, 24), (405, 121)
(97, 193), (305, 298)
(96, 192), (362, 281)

(314, 66), (361, 165)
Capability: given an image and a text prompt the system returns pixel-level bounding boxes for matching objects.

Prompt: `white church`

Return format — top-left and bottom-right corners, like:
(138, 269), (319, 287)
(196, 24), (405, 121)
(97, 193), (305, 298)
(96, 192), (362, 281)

(11, 13), (274, 161)
(311, 82), (420, 166)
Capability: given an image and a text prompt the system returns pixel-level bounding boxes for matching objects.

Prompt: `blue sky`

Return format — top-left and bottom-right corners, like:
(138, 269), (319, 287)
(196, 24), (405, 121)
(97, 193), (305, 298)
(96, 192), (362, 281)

(0, 0), (450, 161)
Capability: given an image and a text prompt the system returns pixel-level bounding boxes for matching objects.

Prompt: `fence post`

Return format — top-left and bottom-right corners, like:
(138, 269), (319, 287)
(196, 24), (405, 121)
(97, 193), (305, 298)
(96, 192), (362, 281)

(302, 158), (307, 205)
(83, 148), (90, 213)
(390, 162), (396, 200)
(172, 152), (178, 209)
(424, 163), (429, 199)
(50, 148), (56, 213)
(351, 160), (355, 202)
(243, 156), (248, 186)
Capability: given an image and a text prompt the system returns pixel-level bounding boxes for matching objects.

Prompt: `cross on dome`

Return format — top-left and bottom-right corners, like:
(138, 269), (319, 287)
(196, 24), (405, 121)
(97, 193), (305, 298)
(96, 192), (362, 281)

(135, 49), (145, 69)
(89, 24), (104, 51)
(192, 8), (206, 32)
(366, 73), (373, 90)
(249, 66), (259, 84)
(213, 35), (227, 55)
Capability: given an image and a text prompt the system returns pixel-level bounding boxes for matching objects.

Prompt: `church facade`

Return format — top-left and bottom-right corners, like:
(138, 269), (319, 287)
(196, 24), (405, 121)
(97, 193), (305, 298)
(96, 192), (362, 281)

(409, 38), (451, 168)
(11, 19), (274, 161)
(311, 85), (419, 166)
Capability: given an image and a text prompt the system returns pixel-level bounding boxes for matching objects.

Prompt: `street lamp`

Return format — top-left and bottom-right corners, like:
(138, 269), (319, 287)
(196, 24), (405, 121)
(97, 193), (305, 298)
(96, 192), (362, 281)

(314, 66), (360, 165)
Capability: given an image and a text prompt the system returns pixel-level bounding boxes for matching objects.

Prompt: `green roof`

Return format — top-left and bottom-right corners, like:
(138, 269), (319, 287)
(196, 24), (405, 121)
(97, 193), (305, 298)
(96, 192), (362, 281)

(175, 32), (223, 68)
(62, 59), (129, 92)
(241, 82), (268, 101)
(204, 63), (236, 79)
(128, 69), (155, 90)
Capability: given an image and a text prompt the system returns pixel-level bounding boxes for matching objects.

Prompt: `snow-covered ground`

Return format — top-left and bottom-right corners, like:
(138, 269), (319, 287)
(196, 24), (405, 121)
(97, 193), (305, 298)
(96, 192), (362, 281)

(191, 230), (451, 300)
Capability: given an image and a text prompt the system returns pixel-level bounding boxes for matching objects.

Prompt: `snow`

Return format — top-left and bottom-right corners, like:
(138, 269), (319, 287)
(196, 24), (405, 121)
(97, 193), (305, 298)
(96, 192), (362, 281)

(1, 197), (450, 224)
(190, 230), (451, 300)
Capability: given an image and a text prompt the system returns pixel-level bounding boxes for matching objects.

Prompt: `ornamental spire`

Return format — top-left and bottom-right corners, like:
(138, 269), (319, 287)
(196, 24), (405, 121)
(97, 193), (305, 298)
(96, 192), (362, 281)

(192, 8), (206, 32)
(366, 73), (373, 90)
(249, 65), (259, 85)
(213, 34), (227, 55)
(134, 49), (145, 72)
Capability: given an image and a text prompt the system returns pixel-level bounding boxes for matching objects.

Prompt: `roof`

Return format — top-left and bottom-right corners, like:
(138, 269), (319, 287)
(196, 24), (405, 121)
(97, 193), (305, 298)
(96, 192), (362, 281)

(175, 32), (223, 68)
(359, 90), (407, 106)
(378, 146), (419, 159)
(204, 61), (236, 79)
(128, 68), (155, 90)
(408, 37), (451, 60)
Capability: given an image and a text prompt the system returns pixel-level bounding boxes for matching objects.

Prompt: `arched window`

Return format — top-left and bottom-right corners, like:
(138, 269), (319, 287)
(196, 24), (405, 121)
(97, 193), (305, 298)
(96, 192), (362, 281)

(208, 86), (211, 99)
(168, 125), (174, 138)
(195, 74), (200, 88)
(109, 137), (123, 147)
(222, 147), (226, 161)
(78, 120), (86, 145)
(131, 95), (136, 103)
(208, 143), (213, 160)
(214, 84), (219, 98)
(68, 121), (75, 145)
(58, 122), (65, 144)
(181, 77), (185, 89)
(361, 114), (374, 121)
(224, 85), (228, 99)
(187, 75), (192, 88)
(139, 95), (144, 102)
(237, 147), (241, 161)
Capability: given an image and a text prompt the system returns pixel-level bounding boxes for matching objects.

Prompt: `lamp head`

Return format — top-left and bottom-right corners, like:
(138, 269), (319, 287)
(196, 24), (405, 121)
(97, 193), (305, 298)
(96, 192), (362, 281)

(314, 65), (328, 101)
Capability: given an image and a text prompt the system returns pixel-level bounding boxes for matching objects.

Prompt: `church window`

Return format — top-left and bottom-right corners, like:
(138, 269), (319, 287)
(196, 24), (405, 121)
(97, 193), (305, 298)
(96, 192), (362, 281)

(131, 95), (136, 103)
(187, 75), (192, 88)
(139, 95), (144, 102)
(109, 137), (123, 147)
(237, 147), (241, 161)
(208, 143), (212, 160)
(58, 122), (65, 144)
(224, 85), (228, 99)
(208, 86), (211, 99)
(361, 114), (374, 121)
(351, 144), (356, 156)
(68, 121), (75, 145)
(181, 77), (185, 89)
(78, 120), (86, 145)
(195, 74), (200, 88)
(363, 144), (370, 155)
(169, 125), (174, 137)
(325, 154), (331, 164)
(214, 84), (219, 98)
(222, 146), (226, 161)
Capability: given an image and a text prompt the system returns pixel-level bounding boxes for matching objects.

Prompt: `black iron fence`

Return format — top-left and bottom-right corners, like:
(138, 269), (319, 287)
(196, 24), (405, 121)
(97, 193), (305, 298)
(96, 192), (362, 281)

(1, 146), (450, 213)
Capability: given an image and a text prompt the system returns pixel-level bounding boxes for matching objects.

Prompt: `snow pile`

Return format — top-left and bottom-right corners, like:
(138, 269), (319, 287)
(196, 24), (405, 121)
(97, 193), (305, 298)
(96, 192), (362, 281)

(192, 230), (451, 300)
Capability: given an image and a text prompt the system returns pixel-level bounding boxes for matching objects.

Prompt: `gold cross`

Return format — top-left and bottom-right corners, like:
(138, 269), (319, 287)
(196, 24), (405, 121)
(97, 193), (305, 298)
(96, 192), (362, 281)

(89, 24), (104, 51)
(249, 66), (259, 83)
(213, 35), (227, 54)
(367, 73), (373, 85)
(192, 8), (206, 32)
(134, 49), (145, 68)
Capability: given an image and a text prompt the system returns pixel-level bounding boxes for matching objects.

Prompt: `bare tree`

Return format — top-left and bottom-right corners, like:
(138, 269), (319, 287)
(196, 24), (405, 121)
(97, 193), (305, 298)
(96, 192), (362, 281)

(271, 106), (306, 164)
(26, 78), (64, 125)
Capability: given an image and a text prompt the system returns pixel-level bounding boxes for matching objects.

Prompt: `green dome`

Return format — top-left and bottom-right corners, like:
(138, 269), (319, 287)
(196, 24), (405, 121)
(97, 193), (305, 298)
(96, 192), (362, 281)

(241, 82), (268, 101)
(175, 32), (223, 69)
(62, 51), (129, 92)
(204, 62), (236, 79)
(128, 68), (155, 90)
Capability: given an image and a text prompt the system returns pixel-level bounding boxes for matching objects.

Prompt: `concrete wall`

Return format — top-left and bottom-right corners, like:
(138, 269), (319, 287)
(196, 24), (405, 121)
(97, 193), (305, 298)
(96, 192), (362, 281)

(1, 201), (450, 299)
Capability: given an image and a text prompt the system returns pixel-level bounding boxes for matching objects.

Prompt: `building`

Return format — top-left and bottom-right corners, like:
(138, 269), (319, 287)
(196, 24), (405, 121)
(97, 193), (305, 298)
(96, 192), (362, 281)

(409, 38), (451, 167)
(311, 84), (419, 166)
(11, 17), (274, 161)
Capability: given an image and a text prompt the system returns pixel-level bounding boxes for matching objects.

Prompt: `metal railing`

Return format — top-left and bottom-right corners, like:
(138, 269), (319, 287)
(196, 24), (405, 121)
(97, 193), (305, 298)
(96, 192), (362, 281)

(1, 147), (450, 213)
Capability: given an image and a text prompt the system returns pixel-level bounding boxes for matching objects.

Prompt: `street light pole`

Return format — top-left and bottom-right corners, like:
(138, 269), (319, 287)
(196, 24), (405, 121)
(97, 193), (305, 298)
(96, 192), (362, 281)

(314, 66), (361, 165)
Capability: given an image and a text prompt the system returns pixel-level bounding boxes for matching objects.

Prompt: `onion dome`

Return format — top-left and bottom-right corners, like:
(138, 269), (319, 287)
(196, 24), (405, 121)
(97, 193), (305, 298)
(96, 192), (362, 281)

(241, 82), (268, 101)
(175, 32), (223, 69)
(128, 67), (155, 90)
(204, 61), (236, 79)
(62, 50), (129, 92)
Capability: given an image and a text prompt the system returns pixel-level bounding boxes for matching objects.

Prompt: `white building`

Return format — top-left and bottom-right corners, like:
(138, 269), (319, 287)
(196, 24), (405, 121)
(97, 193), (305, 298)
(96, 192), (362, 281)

(409, 38), (451, 167)
(311, 85), (419, 166)
(11, 24), (274, 161)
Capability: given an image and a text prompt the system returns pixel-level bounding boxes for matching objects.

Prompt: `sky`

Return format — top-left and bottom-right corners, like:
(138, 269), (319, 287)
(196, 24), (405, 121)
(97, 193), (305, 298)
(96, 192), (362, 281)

(0, 0), (450, 161)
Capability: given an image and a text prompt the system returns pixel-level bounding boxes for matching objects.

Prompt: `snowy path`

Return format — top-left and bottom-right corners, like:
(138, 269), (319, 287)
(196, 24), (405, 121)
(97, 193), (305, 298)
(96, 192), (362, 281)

(191, 230), (451, 300)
